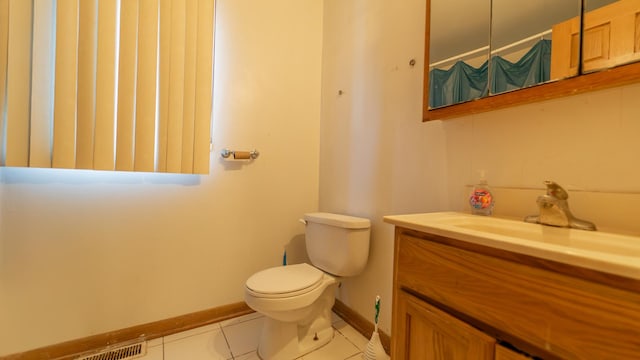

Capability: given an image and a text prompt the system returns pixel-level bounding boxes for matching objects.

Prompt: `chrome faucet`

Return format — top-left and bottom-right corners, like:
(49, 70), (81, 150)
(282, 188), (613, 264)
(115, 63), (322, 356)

(524, 181), (597, 231)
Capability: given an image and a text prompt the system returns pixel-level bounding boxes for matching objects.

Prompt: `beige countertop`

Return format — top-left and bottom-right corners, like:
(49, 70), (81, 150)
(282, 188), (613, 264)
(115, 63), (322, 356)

(384, 212), (640, 280)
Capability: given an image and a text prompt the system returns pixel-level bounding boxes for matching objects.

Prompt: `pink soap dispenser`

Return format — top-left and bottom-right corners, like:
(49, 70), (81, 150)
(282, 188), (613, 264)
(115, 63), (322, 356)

(469, 170), (494, 216)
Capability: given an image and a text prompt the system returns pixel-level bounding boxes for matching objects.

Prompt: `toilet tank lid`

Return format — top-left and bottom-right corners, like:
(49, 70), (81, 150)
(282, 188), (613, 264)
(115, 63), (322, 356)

(304, 213), (370, 229)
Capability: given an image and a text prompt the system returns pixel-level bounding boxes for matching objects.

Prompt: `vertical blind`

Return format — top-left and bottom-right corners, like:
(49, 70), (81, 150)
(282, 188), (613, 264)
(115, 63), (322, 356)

(0, 0), (215, 174)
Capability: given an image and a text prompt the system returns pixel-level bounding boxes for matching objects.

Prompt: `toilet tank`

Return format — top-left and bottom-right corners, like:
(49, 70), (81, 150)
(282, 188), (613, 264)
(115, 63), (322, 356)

(303, 213), (371, 277)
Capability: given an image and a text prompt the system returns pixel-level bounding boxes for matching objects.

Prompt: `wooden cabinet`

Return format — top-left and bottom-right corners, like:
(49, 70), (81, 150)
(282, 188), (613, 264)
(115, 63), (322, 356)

(391, 227), (640, 359)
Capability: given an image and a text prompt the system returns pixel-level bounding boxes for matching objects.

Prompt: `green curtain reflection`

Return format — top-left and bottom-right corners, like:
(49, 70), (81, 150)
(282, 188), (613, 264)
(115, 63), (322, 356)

(429, 39), (551, 108)
(429, 61), (489, 109)
(490, 39), (551, 94)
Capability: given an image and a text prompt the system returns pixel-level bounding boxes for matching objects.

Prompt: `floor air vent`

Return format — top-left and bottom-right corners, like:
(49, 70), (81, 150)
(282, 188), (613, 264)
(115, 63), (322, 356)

(76, 342), (146, 360)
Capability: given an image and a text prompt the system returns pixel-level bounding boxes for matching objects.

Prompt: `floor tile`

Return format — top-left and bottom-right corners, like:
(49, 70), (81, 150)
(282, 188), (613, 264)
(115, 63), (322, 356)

(300, 331), (360, 360)
(126, 310), (372, 360)
(222, 316), (264, 357)
(219, 311), (263, 328)
(234, 351), (261, 360)
(140, 343), (163, 360)
(164, 327), (232, 360)
(164, 322), (222, 344)
(345, 353), (363, 360)
(333, 320), (370, 351)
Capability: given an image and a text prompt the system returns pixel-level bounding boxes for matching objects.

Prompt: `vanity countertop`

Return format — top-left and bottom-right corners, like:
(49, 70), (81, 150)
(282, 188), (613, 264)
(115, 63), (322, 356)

(384, 212), (640, 281)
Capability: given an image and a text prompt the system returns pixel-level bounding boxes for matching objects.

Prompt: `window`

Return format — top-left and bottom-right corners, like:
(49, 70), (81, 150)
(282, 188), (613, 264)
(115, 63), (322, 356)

(0, 0), (215, 174)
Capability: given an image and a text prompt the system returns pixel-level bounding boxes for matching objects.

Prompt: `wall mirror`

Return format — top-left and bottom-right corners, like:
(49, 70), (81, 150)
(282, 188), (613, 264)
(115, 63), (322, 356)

(424, 0), (640, 121)
(428, 0), (582, 108)
(428, 0), (491, 109)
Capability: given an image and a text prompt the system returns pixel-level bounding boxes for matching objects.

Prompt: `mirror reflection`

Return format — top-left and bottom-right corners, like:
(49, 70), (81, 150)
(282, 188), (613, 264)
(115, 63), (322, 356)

(428, 0), (583, 108)
(582, 0), (640, 73)
(428, 0), (491, 109)
(489, 0), (582, 95)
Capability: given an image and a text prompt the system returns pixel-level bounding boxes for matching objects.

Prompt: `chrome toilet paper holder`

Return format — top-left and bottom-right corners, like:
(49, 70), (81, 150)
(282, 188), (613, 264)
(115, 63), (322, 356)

(220, 148), (260, 160)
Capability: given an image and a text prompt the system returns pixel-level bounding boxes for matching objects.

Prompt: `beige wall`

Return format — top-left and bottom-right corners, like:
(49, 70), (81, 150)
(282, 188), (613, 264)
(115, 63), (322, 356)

(0, 0), (323, 355)
(442, 84), (640, 234)
(320, 0), (640, 338)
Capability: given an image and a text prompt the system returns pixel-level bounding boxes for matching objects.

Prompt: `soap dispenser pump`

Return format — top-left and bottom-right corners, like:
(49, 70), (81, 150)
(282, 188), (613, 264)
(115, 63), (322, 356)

(469, 171), (494, 216)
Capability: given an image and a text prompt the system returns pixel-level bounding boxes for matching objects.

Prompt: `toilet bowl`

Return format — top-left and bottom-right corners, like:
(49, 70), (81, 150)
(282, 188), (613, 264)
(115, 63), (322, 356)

(244, 213), (371, 360)
(245, 263), (337, 359)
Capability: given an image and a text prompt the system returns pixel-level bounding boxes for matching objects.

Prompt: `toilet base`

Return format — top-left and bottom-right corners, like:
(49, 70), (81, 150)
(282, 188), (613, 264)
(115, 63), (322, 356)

(255, 283), (337, 360)
(257, 317), (333, 360)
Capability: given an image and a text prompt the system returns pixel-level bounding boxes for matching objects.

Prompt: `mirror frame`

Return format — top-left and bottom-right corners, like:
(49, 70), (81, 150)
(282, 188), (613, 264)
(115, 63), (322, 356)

(423, 0), (640, 121)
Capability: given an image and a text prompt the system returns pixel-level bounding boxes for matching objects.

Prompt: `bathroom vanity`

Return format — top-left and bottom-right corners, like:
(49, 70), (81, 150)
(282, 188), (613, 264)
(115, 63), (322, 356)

(384, 212), (640, 359)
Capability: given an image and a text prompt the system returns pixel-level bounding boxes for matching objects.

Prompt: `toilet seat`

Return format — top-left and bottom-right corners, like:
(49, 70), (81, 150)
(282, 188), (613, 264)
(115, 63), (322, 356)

(246, 263), (324, 299)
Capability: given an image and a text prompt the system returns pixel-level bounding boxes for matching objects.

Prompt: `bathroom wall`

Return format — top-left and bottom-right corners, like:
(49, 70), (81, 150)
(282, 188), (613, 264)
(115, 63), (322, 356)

(320, 0), (640, 338)
(0, 0), (323, 355)
(442, 84), (640, 235)
(320, 0), (447, 336)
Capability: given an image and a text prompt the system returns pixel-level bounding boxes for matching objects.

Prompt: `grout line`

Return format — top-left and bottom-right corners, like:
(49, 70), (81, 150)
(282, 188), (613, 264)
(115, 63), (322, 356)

(219, 325), (235, 360)
(337, 329), (364, 352)
(220, 312), (263, 329)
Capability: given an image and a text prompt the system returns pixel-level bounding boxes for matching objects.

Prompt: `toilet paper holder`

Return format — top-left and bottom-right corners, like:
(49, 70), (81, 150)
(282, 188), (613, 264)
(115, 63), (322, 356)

(220, 148), (260, 160)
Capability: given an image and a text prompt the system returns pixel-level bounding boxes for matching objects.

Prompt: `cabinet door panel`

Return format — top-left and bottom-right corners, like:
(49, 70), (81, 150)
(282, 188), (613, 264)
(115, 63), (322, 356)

(395, 291), (495, 360)
(583, 0), (640, 72)
(537, 0), (640, 75)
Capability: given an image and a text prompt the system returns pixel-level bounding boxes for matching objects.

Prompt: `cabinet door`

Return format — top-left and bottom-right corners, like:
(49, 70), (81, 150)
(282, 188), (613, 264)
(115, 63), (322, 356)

(582, 0), (640, 72)
(552, 0), (640, 75)
(393, 291), (495, 360)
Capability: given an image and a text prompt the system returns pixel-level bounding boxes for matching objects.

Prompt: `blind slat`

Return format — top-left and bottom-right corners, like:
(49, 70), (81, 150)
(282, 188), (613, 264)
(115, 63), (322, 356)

(0, 0), (10, 165)
(181, 0), (198, 173)
(29, 0), (56, 168)
(93, 0), (118, 170)
(156, 0), (172, 172)
(52, 0), (78, 169)
(76, 0), (97, 169)
(165, 0), (186, 173)
(114, 0), (138, 172)
(134, 0), (159, 172)
(193, 0), (214, 174)
(5, 0), (33, 167)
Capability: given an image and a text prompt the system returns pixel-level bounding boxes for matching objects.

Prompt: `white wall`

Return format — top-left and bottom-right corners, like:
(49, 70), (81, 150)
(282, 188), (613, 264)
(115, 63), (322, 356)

(0, 0), (323, 355)
(320, 0), (447, 336)
(320, 0), (640, 338)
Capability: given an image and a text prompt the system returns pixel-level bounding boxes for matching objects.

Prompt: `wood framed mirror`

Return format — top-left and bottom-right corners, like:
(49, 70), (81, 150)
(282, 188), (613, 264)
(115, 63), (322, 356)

(424, 0), (640, 121)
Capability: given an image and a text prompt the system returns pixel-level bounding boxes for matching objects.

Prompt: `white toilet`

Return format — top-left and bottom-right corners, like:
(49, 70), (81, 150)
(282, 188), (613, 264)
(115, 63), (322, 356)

(244, 212), (371, 360)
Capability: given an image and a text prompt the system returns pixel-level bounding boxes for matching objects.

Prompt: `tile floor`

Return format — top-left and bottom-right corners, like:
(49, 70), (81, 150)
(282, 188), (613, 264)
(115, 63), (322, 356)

(137, 312), (370, 360)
